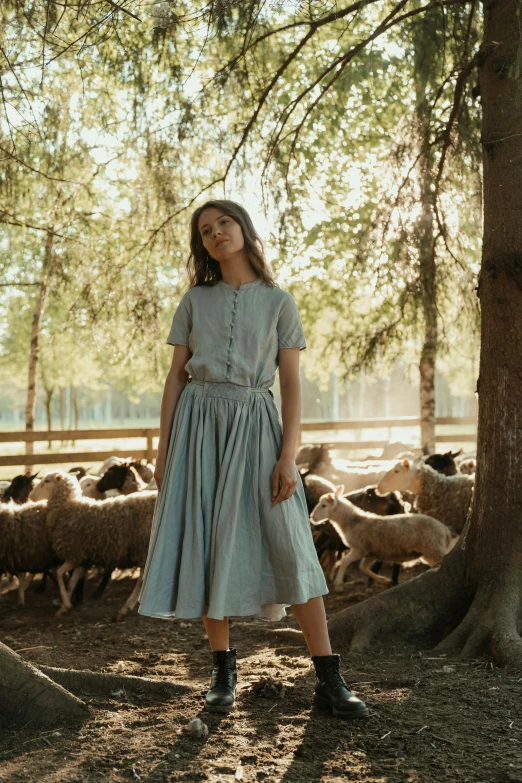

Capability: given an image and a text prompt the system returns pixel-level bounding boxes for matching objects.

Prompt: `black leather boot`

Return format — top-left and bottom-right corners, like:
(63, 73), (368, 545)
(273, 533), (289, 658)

(205, 648), (237, 713)
(312, 654), (369, 719)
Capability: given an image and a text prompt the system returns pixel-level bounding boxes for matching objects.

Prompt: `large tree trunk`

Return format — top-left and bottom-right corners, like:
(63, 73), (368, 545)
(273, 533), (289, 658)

(25, 226), (53, 471)
(418, 190), (437, 456)
(414, 18), (438, 455)
(0, 642), (89, 727)
(328, 0), (522, 668)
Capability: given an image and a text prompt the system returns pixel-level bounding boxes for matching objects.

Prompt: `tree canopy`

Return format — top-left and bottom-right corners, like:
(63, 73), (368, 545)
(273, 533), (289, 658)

(1, 0), (482, 408)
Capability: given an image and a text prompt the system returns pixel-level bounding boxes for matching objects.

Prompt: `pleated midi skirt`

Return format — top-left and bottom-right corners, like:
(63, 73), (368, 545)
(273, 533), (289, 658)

(137, 378), (328, 621)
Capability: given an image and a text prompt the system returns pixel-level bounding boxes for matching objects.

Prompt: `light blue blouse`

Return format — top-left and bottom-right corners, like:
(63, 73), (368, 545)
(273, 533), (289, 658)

(167, 278), (306, 389)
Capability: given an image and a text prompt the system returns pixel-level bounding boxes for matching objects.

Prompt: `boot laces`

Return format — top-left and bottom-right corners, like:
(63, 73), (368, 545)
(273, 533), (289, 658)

(324, 658), (348, 689)
(215, 664), (231, 684)
(213, 656), (234, 685)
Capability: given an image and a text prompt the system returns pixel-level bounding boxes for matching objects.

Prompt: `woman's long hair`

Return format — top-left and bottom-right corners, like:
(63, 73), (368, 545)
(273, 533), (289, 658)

(185, 200), (277, 289)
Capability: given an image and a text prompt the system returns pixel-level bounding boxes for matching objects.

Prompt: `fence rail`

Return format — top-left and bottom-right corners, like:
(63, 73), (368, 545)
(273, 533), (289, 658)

(0, 428), (159, 468)
(0, 416), (477, 470)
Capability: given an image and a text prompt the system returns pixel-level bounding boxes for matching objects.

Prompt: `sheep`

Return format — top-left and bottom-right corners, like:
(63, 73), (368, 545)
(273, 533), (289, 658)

(377, 459), (474, 535)
(79, 475), (104, 500)
(300, 472), (405, 584)
(300, 468), (406, 516)
(458, 458), (476, 475)
(129, 460), (155, 484)
(380, 441), (422, 460)
(295, 444), (392, 492)
(299, 471), (336, 510)
(2, 472), (40, 504)
(29, 471), (157, 617)
(424, 450), (462, 477)
(3, 467), (87, 503)
(95, 456), (129, 477)
(346, 485), (406, 516)
(80, 464), (144, 500)
(0, 499), (59, 606)
(310, 485), (453, 592)
(97, 464), (147, 495)
(76, 466), (145, 602)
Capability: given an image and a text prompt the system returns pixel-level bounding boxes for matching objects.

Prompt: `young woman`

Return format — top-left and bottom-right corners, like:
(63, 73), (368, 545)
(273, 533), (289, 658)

(138, 199), (368, 720)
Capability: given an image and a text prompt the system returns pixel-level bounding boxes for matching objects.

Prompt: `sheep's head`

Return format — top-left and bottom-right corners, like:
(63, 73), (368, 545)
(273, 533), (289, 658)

(79, 475), (103, 498)
(97, 463), (143, 495)
(295, 443), (333, 471)
(121, 466), (144, 495)
(377, 459), (417, 494)
(3, 472), (39, 504)
(424, 449), (462, 477)
(347, 485), (405, 515)
(29, 470), (81, 501)
(310, 484), (344, 524)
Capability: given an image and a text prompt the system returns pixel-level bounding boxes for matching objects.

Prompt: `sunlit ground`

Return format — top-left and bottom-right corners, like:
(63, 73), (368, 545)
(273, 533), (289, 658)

(0, 573), (518, 783)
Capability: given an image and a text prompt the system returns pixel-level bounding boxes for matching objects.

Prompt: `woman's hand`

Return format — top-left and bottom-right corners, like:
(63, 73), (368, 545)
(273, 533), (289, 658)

(271, 455), (298, 506)
(154, 452), (167, 492)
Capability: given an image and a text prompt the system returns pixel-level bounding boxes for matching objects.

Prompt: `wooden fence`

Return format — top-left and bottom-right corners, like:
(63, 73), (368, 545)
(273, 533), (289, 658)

(0, 416), (478, 470)
(0, 428), (159, 468)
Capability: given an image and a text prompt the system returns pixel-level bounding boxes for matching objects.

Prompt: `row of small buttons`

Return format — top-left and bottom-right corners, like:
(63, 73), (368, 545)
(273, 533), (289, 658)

(226, 291), (238, 375)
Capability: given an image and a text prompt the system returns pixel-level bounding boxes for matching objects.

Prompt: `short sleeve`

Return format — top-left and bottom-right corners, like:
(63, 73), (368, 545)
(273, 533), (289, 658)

(277, 293), (306, 351)
(166, 293), (192, 347)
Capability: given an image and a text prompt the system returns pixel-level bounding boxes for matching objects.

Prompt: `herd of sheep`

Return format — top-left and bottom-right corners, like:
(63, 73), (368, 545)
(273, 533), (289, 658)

(0, 444), (477, 619)
(0, 458), (157, 617)
(300, 444), (476, 589)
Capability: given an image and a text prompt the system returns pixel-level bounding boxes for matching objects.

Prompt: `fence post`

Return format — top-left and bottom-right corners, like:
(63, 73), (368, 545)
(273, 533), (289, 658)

(145, 430), (154, 463)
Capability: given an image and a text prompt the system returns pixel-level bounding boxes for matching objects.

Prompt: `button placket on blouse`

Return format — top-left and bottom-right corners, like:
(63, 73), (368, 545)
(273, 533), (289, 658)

(225, 290), (238, 378)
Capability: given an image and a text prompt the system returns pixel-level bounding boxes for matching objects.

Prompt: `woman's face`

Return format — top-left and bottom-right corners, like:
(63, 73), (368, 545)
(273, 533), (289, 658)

(198, 208), (245, 261)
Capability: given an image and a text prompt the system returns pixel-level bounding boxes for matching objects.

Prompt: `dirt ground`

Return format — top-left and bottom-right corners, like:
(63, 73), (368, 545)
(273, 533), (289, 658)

(1, 565), (521, 783)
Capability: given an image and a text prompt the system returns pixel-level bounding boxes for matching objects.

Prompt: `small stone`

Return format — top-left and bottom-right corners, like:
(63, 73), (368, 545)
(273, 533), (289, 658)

(187, 717), (209, 739)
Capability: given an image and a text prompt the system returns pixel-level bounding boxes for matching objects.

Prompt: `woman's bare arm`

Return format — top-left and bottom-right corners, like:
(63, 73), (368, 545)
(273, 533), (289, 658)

(155, 345), (192, 488)
(271, 347), (301, 505)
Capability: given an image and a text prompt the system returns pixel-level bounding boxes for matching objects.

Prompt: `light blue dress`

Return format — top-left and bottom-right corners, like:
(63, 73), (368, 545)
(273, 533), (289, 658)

(138, 277), (328, 621)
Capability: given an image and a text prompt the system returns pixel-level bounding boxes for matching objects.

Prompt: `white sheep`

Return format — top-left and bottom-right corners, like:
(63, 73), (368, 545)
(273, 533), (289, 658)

(377, 459), (474, 534)
(95, 456), (131, 477)
(458, 459), (476, 475)
(79, 475), (104, 500)
(80, 467), (143, 500)
(310, 485), (453, 592)
(0, 499), (59, 606)
(295, 444), (394, 492)
(29, 471), (157, 617)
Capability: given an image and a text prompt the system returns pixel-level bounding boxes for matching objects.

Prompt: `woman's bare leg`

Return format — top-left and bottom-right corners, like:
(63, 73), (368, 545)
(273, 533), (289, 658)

(291, 596), (332, 656)
(202, 606), (229, 650)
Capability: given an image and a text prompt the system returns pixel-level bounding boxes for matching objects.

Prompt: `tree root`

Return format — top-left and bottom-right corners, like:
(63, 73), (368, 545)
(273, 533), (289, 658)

(435, 588), (522, 668)
(38, 666), (192, 699)
(0, 643), (89, 728)
(327, 546), (470, 654)
(325, 544), (522, 670)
